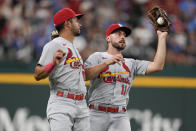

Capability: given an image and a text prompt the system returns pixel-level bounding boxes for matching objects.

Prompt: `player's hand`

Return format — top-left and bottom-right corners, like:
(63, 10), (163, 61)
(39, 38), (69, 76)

(105, 54), (124, 66)
(157, 30), (168, 38)
(53, 49), (65, 65)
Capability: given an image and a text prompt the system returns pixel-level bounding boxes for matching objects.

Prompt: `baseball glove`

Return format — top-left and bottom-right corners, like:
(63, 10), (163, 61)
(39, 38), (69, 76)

(147, 6), (171, 32)
(51, 30), (59, 40)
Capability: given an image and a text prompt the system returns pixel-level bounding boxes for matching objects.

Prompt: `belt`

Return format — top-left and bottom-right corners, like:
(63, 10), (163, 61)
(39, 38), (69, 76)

(56, 91), (85, 100)
(89, 104), (126, 113)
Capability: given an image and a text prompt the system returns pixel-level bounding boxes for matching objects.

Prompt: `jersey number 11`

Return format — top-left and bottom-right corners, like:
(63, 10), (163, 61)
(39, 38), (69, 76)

(121, 85), (127, 95)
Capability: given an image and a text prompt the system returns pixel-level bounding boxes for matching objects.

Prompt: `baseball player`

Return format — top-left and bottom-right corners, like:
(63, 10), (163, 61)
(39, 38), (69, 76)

(85, 24), (168, 131)
(33, 8), (89, 131)
(34, 8), (124, 131)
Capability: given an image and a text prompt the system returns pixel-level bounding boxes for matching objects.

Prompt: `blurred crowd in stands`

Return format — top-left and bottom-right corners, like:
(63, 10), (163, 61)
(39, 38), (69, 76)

(0, 0), (195, 65)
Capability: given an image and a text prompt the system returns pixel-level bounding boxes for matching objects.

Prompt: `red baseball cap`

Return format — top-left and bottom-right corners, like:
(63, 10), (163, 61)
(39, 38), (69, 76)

(53, 8), (83, 27)
(105, 24), (131, 37)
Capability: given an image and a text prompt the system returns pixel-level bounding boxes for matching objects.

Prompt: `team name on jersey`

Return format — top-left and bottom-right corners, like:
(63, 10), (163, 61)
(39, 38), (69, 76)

(64, 48), (83, 69)
(71, 58), (82, 69)
(102, 72), (130, 84)
(63, 47), (86, 80)
(98, 63), (131, 84)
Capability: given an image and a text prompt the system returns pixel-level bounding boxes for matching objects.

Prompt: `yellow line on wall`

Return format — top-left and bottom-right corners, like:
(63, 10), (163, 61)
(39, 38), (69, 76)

(0, 73), (196, 88)
(0, 73), (48, 85)
(132, 77), (196, 88)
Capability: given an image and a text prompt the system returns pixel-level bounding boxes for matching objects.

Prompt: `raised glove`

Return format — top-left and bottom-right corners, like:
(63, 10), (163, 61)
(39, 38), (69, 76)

(147, 6), (171, 32)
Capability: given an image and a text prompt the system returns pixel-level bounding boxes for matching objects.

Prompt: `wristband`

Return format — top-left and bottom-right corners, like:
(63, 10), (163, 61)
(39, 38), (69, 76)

(44, 62), (55, 73)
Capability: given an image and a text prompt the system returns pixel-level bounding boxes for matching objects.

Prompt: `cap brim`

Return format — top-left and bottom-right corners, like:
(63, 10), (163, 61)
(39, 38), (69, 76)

(112, 26), (132, 37)
(76, 14), (84, 19)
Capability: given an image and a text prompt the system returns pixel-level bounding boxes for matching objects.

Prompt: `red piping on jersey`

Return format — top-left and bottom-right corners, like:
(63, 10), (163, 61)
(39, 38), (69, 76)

(122, 63), (131, 77)
(64, 48), (73, 65)
(67, 48), (73, 60)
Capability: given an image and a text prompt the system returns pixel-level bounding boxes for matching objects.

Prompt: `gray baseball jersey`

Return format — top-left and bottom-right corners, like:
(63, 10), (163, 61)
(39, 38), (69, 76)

(38, 37), (86, 94)
(38, 37), (90, 131)
(85, 52), (150, 107)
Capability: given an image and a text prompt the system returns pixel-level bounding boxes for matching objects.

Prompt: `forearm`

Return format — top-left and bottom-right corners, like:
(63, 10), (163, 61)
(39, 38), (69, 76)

(34, 66), (50, 81)
(146, 34), (167, 74)
(85, 53), (124, 80)
(154, 35), (167, 68)
(34, 62), (55, 81)
(85, 62), (108, 80)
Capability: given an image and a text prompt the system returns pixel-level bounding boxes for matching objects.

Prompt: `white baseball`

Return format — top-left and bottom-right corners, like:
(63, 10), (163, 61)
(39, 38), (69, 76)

(157, 17), (164, 25)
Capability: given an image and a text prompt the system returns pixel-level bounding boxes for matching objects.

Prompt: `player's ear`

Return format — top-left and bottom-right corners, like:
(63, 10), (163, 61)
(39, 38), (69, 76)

(64, 20), (72, 28)
(106, 36), (110, 43)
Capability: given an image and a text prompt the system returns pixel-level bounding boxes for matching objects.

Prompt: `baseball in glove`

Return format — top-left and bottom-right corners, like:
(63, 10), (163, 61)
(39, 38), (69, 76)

(51, 30), (59, 40)
(147, 6), (171, 32)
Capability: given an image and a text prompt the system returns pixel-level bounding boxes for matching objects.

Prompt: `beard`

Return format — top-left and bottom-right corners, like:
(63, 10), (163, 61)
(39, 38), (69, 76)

(111, 39), (126, 51)
(71, 25), (80, 36)
(73, 29), (80, 36)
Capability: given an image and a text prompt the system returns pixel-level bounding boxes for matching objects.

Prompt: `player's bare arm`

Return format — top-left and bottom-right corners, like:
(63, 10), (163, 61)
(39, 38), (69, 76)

(146, 30), (168, 75)
(34, 49), (65, 81)
(85, 54), (124, 80)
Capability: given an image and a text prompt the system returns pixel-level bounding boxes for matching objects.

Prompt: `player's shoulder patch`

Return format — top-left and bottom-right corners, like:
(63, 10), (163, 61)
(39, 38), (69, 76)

(62, 43), (67, 46)
(101, 56), (107, 59)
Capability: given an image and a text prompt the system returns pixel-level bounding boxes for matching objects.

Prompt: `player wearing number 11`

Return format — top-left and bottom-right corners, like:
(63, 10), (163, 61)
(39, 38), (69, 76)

(84, 24), (168, 131)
